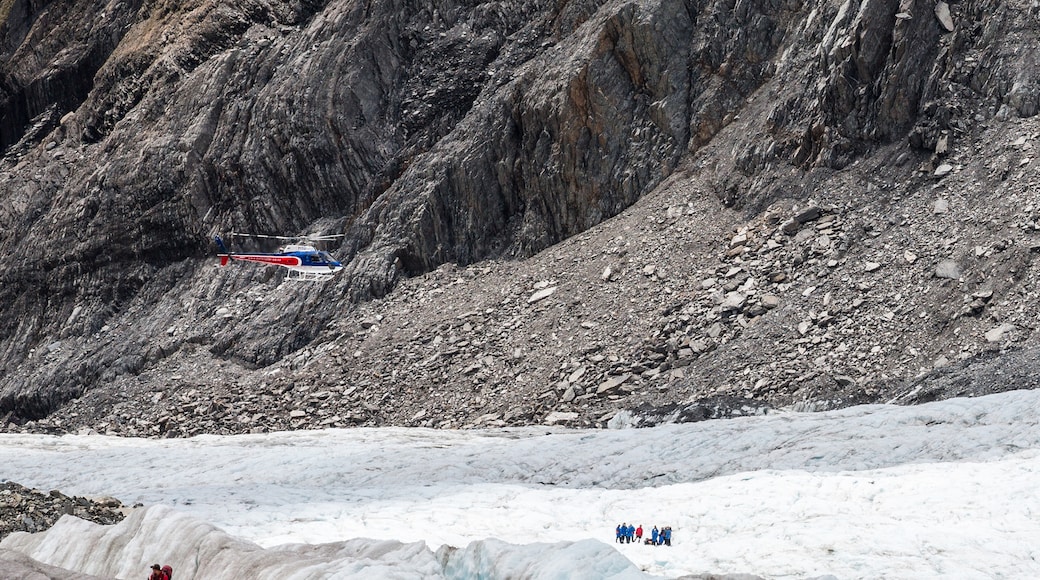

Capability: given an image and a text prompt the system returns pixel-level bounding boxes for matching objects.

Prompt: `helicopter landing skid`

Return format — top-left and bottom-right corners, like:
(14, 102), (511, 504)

(285, 270), (338, 282)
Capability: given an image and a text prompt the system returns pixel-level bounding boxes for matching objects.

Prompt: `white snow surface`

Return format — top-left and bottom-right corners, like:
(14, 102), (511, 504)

(2, 389), (1040, 579)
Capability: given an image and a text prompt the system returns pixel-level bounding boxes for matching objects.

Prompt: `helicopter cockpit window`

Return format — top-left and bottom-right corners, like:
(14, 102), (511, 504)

(304, 253), (322, 264)
(319, 252), (335, 263)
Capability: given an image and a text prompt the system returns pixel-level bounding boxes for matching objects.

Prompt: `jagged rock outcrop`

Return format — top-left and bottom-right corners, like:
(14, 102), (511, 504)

(0, 0), (1038, 432)
(0, 482), (126, 541)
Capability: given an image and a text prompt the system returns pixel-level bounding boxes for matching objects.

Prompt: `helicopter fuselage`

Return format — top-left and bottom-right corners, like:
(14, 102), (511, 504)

(215, 237), (343, 278)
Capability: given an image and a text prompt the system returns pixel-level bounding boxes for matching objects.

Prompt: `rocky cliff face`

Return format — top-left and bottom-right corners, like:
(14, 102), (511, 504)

(0, 0), (1038, 434)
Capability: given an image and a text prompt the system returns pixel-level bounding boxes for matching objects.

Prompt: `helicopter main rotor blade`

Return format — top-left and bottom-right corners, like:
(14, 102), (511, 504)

(230, 232), (346, 242)
(229, 232), (297, 241)
(306, 235), (346, 241)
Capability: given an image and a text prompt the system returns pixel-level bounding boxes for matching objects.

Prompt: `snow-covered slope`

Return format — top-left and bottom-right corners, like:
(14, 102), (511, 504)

(3, 390), (1040, 578)
(1, 507), (649, 579)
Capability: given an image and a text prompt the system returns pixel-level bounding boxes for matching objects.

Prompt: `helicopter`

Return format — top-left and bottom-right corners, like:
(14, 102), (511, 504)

(214, 232), (344, 281)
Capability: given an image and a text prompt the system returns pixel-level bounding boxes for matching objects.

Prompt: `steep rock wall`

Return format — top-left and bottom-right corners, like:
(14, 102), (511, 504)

(0, 0), (1036, 424)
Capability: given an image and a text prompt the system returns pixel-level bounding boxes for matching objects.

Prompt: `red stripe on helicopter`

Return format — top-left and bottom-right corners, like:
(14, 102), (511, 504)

(231, 255), (302, 267)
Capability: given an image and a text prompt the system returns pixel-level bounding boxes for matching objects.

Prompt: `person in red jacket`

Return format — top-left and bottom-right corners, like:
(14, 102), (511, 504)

(148, 564), (164, 580)
(161, 565), (173, 579)
(635, 525), (643, 542)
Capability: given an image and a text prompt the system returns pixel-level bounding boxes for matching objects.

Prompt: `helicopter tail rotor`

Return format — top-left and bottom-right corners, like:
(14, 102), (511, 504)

(214, 236), (232, 266)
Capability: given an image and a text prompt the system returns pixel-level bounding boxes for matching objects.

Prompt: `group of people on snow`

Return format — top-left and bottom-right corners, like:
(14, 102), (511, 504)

(615, 523), (672, 546)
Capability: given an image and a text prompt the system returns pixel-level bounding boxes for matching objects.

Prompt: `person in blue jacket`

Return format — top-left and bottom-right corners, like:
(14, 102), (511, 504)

(662, 526), (672, 546)
(616, 524), (623, 543)
(651, 526), (659, 545)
